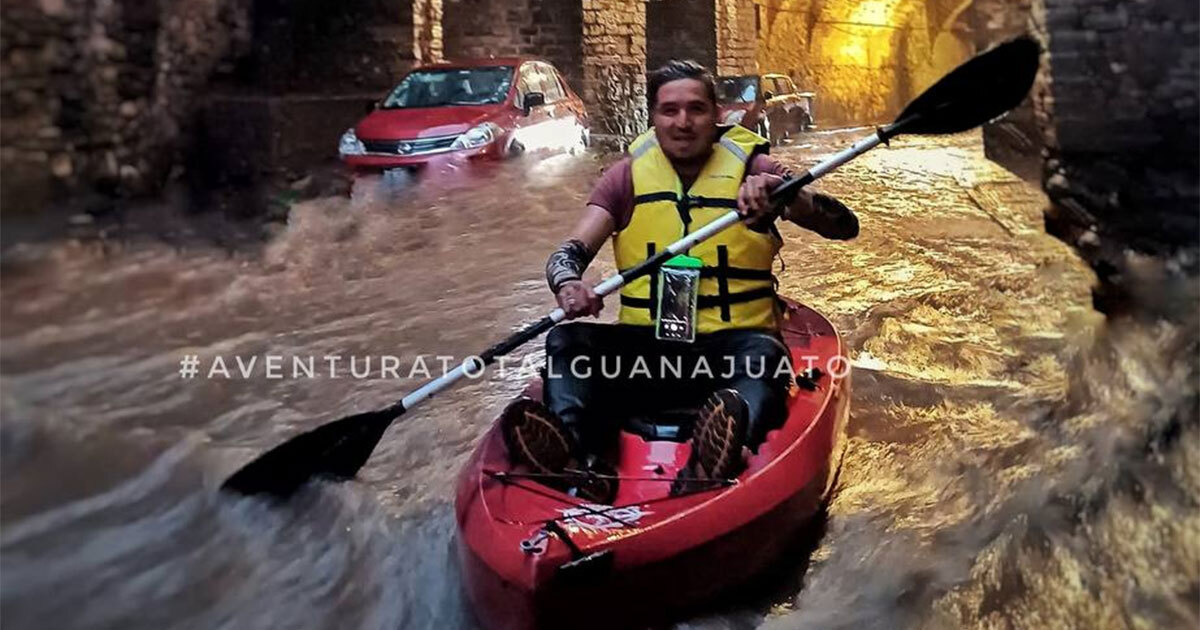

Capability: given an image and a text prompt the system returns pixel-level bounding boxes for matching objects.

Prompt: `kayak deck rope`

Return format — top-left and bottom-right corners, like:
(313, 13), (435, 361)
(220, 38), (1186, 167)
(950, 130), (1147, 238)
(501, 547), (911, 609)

(484, 468), (737, 487)
(481, 468), (738, 530)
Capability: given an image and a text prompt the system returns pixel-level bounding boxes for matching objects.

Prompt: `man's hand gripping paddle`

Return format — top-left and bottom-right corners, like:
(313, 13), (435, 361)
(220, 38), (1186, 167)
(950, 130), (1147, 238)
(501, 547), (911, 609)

(221, 37), (1040, 499)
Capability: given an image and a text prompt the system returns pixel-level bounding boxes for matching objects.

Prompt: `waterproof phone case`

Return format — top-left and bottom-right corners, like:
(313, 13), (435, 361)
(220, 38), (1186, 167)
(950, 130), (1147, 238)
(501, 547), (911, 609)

(655, 255), (702, 343)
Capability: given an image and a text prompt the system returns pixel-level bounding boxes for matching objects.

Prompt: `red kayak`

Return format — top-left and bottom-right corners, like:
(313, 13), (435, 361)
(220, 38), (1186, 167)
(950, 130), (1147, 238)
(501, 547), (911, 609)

(454, 298), (850, 629)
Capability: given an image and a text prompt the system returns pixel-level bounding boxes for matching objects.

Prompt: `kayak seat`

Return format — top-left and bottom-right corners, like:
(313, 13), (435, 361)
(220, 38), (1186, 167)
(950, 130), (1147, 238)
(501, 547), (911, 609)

(622, 407), (697, 443)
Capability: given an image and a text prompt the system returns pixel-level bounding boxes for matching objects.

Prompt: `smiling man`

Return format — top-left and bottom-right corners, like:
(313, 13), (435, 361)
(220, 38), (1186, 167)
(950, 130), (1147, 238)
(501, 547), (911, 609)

(502, 60), (858, 502)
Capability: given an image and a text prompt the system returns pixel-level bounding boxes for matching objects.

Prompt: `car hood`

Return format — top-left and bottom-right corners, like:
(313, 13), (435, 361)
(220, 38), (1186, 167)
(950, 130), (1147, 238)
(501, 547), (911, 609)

(355, 105), (501, 140)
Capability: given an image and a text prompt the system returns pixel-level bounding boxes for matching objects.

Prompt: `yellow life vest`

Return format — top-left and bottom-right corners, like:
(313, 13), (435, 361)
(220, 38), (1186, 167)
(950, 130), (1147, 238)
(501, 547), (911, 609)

(614, 125), (781, 333)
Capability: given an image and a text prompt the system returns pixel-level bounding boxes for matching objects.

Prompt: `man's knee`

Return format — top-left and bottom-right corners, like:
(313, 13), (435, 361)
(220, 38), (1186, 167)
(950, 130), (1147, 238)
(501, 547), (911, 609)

(714, 332), (789, 377)
(734, 381), (789, 448)
(546, 322), (597, 357)
(739, 332), (789, 360)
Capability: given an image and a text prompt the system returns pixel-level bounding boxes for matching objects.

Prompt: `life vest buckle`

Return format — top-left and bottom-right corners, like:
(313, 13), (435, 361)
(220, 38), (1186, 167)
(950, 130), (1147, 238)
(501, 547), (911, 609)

(675, 195), (694, 228)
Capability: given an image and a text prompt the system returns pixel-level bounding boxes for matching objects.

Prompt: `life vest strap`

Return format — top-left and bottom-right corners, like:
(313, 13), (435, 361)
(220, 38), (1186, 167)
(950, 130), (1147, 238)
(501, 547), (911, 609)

(645, 242), (659, 320)
(632, 191), (678, 205)
(628, 192), (739, 208)
(685, 196), (739, 209)
(698, 267), (773, 280)
(632, 192), (740, 235)
(615, 266), (772, 280)
(619, 287), (776, 310)
(633, 192), (740, 210)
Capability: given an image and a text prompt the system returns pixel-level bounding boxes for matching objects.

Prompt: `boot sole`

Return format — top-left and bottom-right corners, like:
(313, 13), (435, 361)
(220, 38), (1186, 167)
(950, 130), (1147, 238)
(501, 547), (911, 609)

(500, 398), (574, 475)
(691, 389), (748, 480)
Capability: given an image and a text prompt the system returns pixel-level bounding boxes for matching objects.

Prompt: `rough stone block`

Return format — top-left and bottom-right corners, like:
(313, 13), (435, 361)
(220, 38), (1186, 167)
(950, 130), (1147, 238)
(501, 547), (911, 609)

(1081, 8), (1128, 31)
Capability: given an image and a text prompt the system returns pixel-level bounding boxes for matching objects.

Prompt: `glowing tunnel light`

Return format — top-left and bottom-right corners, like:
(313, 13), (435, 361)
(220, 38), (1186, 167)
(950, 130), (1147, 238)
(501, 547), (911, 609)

(821, 0), (904, 68)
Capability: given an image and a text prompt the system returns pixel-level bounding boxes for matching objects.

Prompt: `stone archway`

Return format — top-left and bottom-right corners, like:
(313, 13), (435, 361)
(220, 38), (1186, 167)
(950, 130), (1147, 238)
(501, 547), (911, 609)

(756, 0), (975, 126)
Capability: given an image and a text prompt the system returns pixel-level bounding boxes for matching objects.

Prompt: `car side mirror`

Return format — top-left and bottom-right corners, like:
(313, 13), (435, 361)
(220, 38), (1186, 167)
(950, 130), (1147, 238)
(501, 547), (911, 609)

(763, 90), (775, 100)
(523, 92), (545, 116)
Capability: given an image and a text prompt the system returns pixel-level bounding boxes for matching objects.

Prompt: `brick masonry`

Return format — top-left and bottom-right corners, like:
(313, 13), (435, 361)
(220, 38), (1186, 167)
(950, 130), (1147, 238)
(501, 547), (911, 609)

(715, 0), (757, 76)
(442, 0), (583, 91)
(0, 0), (253, 210)
(1036, 0), (1199, 308)
(582, 0), (647, 146)
(971, 0), (1045, 182)
(647, 0), (715, 73)
(414, 0), (444, 64)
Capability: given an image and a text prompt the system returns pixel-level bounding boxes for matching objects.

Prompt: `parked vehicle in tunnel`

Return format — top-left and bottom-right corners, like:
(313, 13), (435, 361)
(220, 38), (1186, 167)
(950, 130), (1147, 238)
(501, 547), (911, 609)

(339, 58), (589, 170)
(717, 73), (816, 145)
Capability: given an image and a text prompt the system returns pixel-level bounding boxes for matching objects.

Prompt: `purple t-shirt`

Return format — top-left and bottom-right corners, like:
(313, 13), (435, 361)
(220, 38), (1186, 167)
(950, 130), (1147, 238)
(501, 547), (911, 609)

(587, 154), (791, 230)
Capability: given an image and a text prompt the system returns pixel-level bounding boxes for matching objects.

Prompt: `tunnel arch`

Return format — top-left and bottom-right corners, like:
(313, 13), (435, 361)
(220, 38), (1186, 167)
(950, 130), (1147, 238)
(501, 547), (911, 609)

(756, 0), (974, 126)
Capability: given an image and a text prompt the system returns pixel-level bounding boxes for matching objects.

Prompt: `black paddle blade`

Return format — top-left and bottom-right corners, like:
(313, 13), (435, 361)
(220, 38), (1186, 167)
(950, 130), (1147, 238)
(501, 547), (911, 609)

(893, 37), (1040, 136)
(220, 404), (402, 498)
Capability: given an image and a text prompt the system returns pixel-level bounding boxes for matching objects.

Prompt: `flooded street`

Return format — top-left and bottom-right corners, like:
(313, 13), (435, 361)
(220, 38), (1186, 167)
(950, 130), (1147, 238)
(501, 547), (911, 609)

(1, 131), (1195, 629)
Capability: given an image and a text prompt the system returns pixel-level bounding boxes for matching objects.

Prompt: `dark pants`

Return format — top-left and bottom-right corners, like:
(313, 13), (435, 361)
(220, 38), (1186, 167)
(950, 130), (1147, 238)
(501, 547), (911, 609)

(543, 322), (792, 456)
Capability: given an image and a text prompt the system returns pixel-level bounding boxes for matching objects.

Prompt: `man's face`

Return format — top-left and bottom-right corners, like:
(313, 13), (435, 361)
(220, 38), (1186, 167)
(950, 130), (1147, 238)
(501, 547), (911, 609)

(651, 78), (718, 161)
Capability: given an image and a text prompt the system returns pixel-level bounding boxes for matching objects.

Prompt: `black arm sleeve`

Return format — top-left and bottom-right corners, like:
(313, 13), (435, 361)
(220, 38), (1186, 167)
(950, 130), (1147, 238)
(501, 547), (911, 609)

(793, 193), (859, 240)
(545, 239), (596, 294)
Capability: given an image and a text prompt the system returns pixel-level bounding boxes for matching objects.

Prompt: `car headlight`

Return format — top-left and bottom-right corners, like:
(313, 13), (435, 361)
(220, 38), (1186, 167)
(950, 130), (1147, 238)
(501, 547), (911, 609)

(722, 109), (746, 125)
(451, 123), (501, 150)
(339, 128), (365, 156)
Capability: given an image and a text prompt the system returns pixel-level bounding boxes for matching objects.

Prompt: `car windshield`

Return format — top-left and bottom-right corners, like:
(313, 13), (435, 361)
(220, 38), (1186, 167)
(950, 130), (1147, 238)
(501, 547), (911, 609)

(382, 66), (514, 108)
(717, 76), (757, 104)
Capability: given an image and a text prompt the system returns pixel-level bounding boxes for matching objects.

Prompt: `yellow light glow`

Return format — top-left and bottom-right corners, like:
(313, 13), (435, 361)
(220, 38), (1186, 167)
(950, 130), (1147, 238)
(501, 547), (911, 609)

(819, 0), (903, 67)
(849, 0), (892, 25)
(838, 38), (870, 66)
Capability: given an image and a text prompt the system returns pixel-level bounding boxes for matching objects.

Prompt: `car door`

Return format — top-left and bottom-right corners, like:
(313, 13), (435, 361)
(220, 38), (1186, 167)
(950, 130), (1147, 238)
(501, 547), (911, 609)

(539, 62), (588, 145)
(513, 62), (554, 147)
(533, 62), (573, 149)
(534, 62), (565, 122)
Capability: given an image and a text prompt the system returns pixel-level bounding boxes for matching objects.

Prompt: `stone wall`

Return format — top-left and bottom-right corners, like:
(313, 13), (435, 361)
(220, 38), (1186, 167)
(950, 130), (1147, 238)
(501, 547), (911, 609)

(582, 0), (647, 146)
(222, 0), (414, 95)
(646, 0), (715, 73)
(442, 0), (583, 93)
(414, 0), (444, 65)
(715, 0), (757, 76)
(200, 0), (442, 186)
(0, 0), (439, 210)
(0, 0), (252, 211)
(971, 0), (1044, 181)
(755, 0), (812, 86)
(1038, 0), (1199, 309)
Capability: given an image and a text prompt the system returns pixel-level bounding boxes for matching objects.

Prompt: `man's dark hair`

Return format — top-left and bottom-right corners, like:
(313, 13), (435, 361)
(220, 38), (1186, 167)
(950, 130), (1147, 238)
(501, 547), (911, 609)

(647, 60), (717, 112)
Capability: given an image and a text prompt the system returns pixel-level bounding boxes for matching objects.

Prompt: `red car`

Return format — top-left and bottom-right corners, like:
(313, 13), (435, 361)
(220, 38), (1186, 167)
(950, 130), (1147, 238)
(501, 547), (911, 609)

(339, 58), (589, 170)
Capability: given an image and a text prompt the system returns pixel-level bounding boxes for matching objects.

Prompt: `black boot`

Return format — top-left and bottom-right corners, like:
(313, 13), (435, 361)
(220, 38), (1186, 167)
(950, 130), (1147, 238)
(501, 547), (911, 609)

(671, 389), (748, 496)
(501, 398), (577, 475)
(500, 398), (616, 504)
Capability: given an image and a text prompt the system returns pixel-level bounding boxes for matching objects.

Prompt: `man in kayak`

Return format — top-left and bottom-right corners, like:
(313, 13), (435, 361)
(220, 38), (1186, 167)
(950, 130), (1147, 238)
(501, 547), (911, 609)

(503, 60), (857, 500)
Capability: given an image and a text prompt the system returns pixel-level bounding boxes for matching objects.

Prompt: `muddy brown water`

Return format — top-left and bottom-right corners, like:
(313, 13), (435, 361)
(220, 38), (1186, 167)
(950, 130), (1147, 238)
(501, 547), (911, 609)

(2, 131), (1195, 630)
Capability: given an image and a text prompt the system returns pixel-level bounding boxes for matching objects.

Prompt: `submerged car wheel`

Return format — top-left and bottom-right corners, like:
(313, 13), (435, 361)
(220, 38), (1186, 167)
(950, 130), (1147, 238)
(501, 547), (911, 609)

(570, 126), (590, 155)
(756, 117), (771, 142)
(506, 138), (526, 158)
(799, 110), (814, 132)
